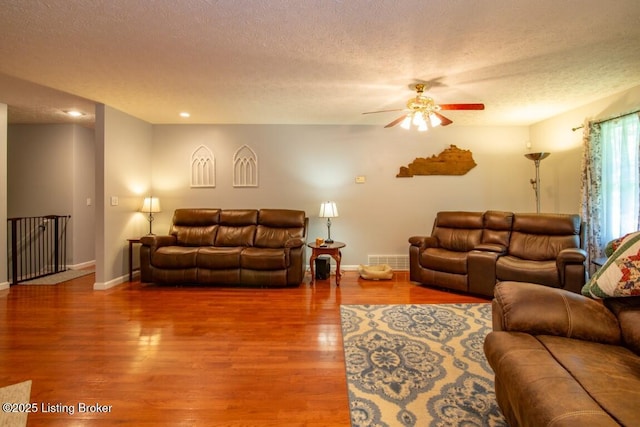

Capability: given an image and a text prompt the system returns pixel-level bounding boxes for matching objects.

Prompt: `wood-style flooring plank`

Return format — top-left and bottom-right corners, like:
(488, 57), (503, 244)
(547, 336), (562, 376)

(0, 271), (488, 426)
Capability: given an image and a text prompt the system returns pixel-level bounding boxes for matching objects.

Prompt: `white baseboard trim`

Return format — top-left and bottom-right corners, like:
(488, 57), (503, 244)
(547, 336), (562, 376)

(307, 264), (408, 272)
(0, 281), (9, 291)
(69, 260), (96, 270)
(93, 274), (127, 290)
(307, 264), (359, 272)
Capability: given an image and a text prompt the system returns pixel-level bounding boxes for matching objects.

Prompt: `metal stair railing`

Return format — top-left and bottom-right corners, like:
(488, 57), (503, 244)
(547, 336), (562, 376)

(7, 215), (71, 285)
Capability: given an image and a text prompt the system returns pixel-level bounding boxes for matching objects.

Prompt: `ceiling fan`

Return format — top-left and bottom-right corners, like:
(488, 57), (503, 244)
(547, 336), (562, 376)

(362, 83), (484, 131)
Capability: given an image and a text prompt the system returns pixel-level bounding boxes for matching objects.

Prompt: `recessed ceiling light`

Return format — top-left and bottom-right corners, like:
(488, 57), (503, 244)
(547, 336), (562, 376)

(179, 112), (190, 118)
(64, 110), (85, 117)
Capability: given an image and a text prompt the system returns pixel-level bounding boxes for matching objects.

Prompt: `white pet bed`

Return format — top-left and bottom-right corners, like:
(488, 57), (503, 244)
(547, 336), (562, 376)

(358, 264), (393, 280)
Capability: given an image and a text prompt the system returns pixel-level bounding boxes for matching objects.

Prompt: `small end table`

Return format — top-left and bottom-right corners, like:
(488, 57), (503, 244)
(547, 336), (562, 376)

(308, 241), (346, 286)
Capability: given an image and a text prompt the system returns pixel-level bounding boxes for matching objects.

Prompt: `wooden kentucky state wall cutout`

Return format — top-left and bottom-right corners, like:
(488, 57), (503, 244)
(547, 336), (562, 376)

(397, 144), (476, 177)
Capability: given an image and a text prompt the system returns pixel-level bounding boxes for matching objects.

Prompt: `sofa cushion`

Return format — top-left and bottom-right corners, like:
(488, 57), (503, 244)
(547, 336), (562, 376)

(421, 248), (468, 274)
(258, 209), (305, 228)
(509, 233), (579, 261)
(484, 331), (621, 427)
(540, 334), (640, 427)
(512, 213), (581, 235)
(583, 231), (640, 298)
(482, 210), (513, 247)
(255, 209), (306, 248)
(496, 256), (559, 287)
(170, 209), (220, 246)
(220, 209), (259, 225)
(214, 210), (258, 247)
(255, 225), (307, 248)
(197, 246), (243, 269)
(215, 225), (256, 247)
(432, 212), (484, 252)
(508, 213), (581, 260)
(254, 226), (290, 248)
(172, 208), (220, 226)
(241, 247), (288, 270)
(173, 225), (218, 246)
(152, 246), (199, 268)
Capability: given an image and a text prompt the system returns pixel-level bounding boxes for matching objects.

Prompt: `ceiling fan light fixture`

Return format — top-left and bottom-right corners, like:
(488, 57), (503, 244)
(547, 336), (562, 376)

(363, 82), (484, 131)
(411, 112), (421, 126)
(429, 113), (442, 128)
(417, 113), (428, 128)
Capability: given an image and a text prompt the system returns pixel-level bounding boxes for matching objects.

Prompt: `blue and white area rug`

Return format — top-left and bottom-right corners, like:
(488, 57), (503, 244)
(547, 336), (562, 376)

(340, 304), (507, 427)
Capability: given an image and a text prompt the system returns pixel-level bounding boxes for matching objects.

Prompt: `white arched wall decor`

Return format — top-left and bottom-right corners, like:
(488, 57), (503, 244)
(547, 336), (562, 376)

(191, 145), (215, 188)
(233, 145), (258, 187)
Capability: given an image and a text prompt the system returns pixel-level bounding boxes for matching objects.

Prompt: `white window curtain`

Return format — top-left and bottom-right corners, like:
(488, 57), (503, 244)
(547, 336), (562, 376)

(580, 112), (640, 271)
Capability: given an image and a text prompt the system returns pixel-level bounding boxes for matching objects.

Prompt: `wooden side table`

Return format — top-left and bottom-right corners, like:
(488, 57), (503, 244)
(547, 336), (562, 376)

(308, 241), (346, 286)
(128, 238), (142, 282)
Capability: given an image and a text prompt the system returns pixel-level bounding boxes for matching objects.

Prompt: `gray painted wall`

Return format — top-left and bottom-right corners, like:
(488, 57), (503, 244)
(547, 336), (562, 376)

(7, 124), (95, 266)
(94, 105), (152, 289)
(150, 124), (535, 266)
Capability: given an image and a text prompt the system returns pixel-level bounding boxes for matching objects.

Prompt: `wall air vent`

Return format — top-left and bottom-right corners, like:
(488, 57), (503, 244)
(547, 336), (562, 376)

(367, 255), (409, 271)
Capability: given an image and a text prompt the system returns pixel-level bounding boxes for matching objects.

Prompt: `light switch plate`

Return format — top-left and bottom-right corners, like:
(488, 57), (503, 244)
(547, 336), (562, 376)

(110, 196), (119, 206)
(355, 176), (366, 184)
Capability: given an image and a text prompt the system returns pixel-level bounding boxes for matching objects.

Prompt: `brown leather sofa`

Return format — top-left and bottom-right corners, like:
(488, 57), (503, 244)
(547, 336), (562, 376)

(409, 211), (586, 297)
(485, 281), (640, 426)
(140, 208), (307, 287)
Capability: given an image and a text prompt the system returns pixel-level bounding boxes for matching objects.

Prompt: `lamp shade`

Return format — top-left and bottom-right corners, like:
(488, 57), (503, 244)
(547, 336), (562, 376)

(319, 201), (338, 218)
(141, 197), (161, 213)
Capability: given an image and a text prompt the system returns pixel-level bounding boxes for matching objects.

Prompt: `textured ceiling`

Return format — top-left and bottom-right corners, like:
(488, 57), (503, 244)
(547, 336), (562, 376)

(1, 0), (639, 128)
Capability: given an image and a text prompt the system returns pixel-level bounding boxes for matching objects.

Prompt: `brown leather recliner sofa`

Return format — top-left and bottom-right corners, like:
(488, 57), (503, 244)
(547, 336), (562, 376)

(485, 281), (640, 426)
(140, 208), (307, 287)
(409, 211), (586, 297)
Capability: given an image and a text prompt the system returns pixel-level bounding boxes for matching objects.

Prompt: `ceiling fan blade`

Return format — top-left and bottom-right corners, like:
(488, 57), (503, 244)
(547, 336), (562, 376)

(439, 103), (485, 111)
(362, 108), (405, 115)
(384, 114), (408, 128)
(433, 112), (453, 126)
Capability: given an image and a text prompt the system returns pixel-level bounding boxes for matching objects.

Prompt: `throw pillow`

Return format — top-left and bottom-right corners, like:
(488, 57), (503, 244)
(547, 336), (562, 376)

(582, 231), (640, 298)
(604, 233), (632, 257)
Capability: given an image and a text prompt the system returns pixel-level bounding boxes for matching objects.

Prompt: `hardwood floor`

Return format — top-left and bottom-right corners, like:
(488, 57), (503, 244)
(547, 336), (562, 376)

(0, 271), (489, 426)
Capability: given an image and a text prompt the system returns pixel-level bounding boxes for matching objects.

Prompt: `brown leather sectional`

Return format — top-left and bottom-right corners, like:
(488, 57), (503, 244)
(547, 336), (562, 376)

(140, 208), (307, 287)
(485, 281), (640, 426)
(409, 211), (586, 297)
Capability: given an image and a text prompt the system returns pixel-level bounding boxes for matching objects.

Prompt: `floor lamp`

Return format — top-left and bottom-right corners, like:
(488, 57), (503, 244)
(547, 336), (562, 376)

(525, 153), (550, 213)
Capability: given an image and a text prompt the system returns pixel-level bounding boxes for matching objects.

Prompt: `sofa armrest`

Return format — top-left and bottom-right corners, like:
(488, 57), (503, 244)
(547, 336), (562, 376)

(408, 235), (437, 249)
(285, 237), (305, 248)
(492, 281), (621, 345)
(557, 248), (587, 291)
(557, 247), (587, 267)
(468, 250), (500, 297)
(140, 235), (177, 250)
